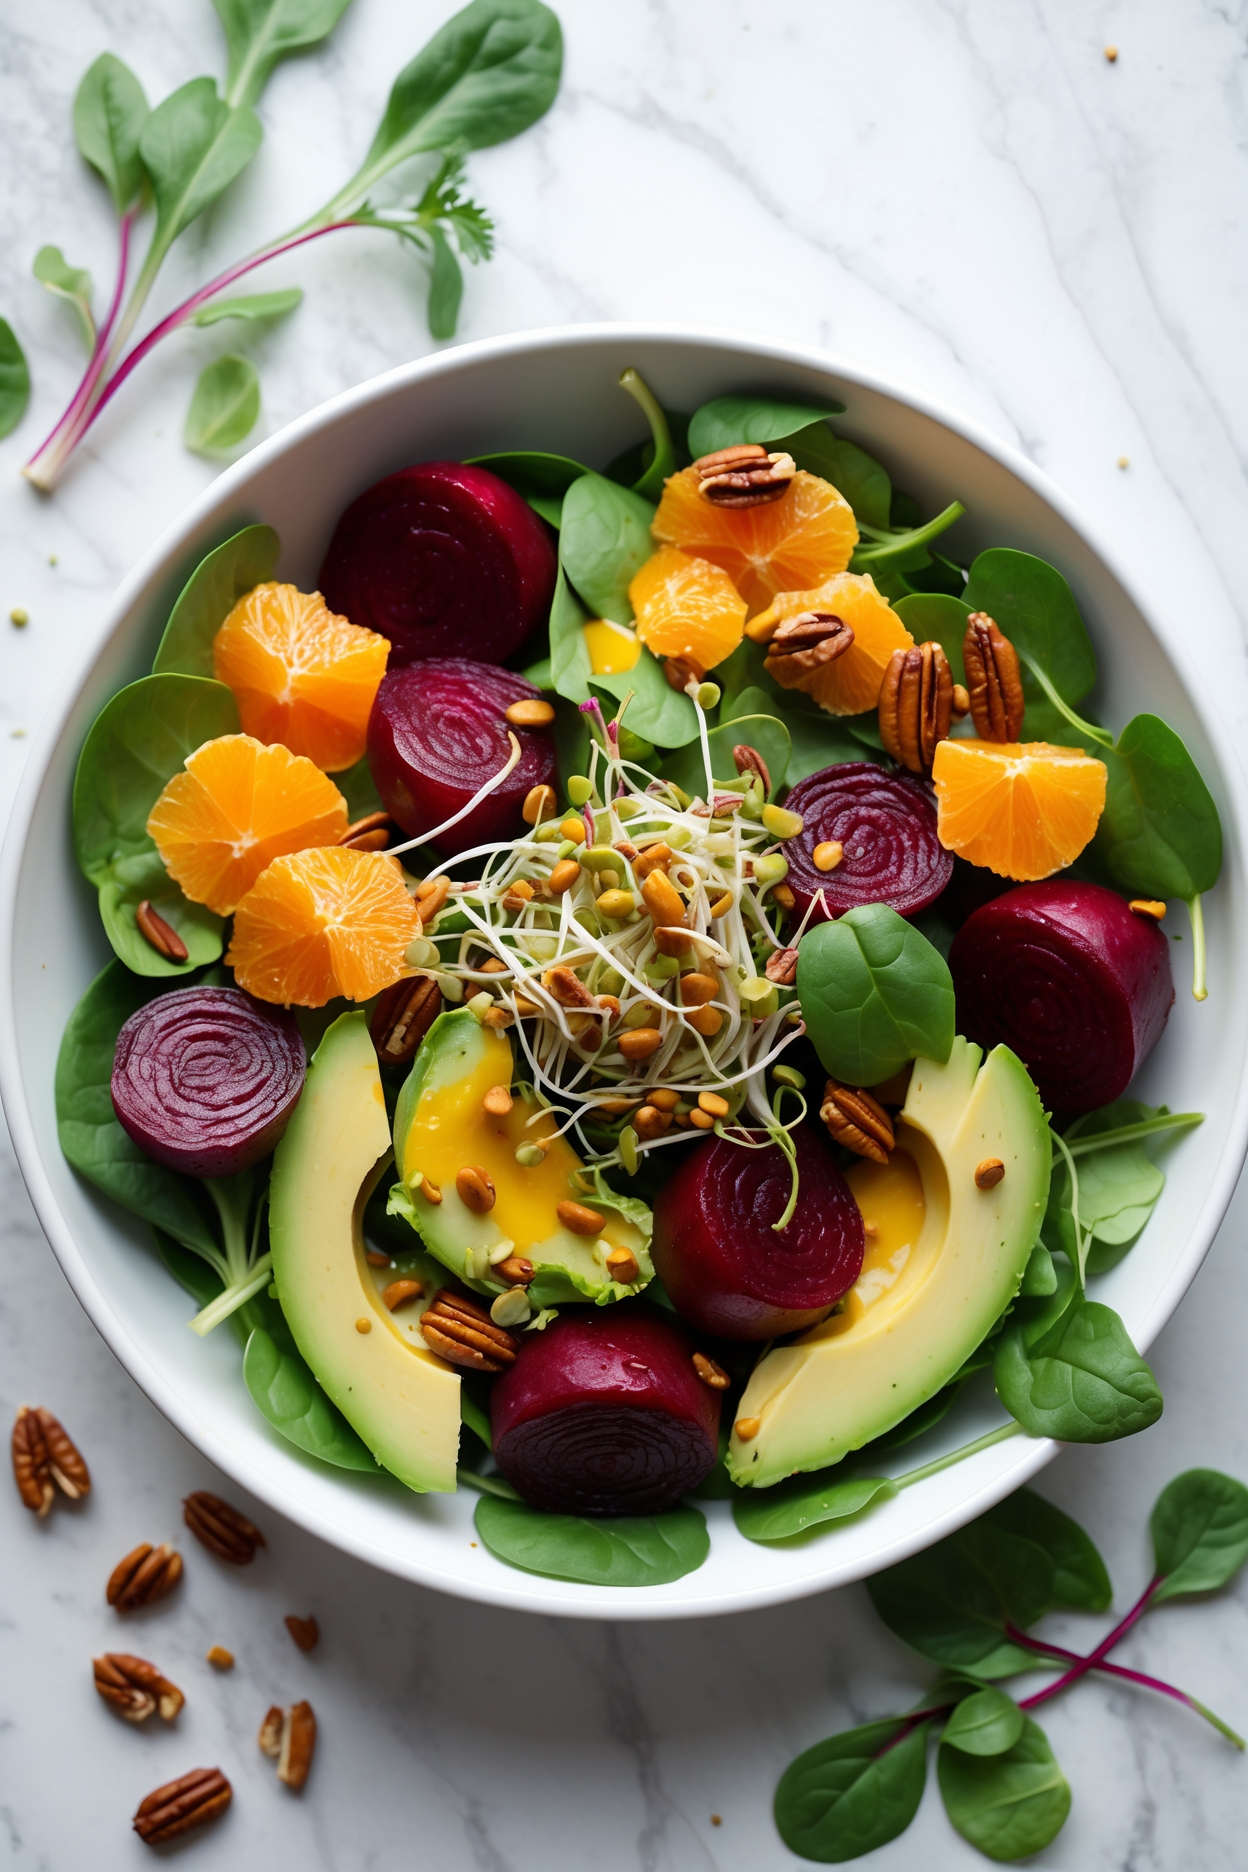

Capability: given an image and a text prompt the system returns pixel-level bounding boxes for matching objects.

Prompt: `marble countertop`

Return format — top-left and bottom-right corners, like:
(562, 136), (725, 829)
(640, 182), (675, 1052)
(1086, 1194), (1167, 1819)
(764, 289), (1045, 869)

(3, 2), (1248, 1865)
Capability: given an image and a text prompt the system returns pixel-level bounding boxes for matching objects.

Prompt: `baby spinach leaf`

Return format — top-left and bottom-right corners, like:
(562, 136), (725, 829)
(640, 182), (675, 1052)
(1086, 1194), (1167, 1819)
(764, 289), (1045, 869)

(894, 592), (972, 685)
(1020, 1240), (1057, 1295)
(139, 80), (263, 253)
(467, 449), (590, 528)
(962, 548), (1097, 705)
(1149, 1469), (1248, 1603)
(937, 1717), (1070, 1859)
(941, 1686), (1025, 1758)
(867, 1523), (1054, 1677)
(786, 424), (892, 530)
(185, 353), (261, 457)
(426, 224), (463, 339)
(660, 712), (790, 802)
(211, 0), (354, 111)
(191, 287), (303, 326)
(1094, 713), (1222, 902)
(548, 564), (592, 703)
(982, 1486), (1112, 1612)
(559, 472), (655, 623)
(99, 854), (227, 977)
(473, 1495), (709, 1585)
(593, 647), (699, 750)
(243, 1324), (381, 1470)
(774, 1719), (927, 1862)
(733, 1472), (897, 1544)
(850, 502), (964, 579)
(0, 320), (31, 438)
(33, 246), (95, 351)
(686, 394), (844, 458)
(153, 524), (280, 675)
(74, 53), (150, 213)
(993, 1298), (1163, 1443)
(1051, 1101), (1175, 1274)
(797, 905), (956, 1087)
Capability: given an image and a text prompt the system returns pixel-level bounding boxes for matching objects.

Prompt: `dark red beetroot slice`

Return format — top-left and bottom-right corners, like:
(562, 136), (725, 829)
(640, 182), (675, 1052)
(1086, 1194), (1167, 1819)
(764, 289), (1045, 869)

(950, 881), (1174, 1114)
(490, 1307), (720, 1517)
(111, 987), (305, 1179)
(651, 1125), (864, 1340)
(784, 762), (953, 923)
(318, 461), (556, 666)
(368, 659), (556, 857)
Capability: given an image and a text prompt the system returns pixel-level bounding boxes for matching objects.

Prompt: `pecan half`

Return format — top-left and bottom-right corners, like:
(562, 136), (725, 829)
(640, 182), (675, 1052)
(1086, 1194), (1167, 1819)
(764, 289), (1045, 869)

(694, 444), (796, 508)
(963, 612), (1025, 742)
(258, 1706), (284, 1758)
(133, 1768), (231, 1846)
(258, 1702), (317, 1788)
(764, 611), (854, 684)
(183, 1491), (266, 1566)
(11, 1405), (90, 1515)
(765, 946), (800, 986)
(819, 1080), (896, 1164)
(338, 810), (396, 852)
(878, 640), (954, 774)
(419, 1290), (519, 1372)
(285, 1614), (319, 1652)
(94, 1653), (184, 1723)
(135, 899), (189, 962)
(663, 653), (705, 692)
(107, 1542), (183, 1610)
(732, 743), (772, 795)
(369, 973), (441, 1067)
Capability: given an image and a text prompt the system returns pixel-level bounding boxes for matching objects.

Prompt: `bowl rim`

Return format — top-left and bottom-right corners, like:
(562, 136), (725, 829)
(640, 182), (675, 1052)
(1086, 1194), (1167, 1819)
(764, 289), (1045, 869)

(5, 321), (1247, 1619)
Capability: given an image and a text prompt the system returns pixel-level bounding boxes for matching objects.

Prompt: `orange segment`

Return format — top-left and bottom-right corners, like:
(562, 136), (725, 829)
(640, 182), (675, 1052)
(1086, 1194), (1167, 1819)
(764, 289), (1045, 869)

(147, 734), (348, 916)
(652, 468), (857, 613)
(583, 619), (642, 675)
(227, 847), (421, 1007)
(932, 739), (1107, 881)
(747, 574), (913, 715)
(628, 546), (747, 670)
(213, 581), (390, 772)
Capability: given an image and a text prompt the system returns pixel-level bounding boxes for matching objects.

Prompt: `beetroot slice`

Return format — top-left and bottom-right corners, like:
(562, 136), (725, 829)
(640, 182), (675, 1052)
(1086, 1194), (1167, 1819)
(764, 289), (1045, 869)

(111, 987), (305, 1179)
(950, 881), (1174, 1114)
(651, 1125), (864, 1341)
(318, 461), (556, 666)
(784, 762), (953, 922)
(490, 1308), (720, 1517)
(367, 658), (556, 857)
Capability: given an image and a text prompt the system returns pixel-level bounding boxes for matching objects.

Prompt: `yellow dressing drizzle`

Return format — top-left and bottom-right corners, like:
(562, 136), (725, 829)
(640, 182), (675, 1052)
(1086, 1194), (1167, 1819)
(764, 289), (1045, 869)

(812, 1148), (927, 1339)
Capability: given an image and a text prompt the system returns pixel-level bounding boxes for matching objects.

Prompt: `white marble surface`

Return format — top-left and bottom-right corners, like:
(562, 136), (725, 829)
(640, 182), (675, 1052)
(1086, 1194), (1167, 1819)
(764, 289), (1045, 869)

(2, 1), (1248, 1865)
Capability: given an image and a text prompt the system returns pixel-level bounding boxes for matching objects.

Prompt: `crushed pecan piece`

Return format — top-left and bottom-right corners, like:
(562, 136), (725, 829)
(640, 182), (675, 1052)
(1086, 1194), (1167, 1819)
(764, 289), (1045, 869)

(819, 1080), (896, 1164)
(544, 964), (595, 1008)
(764, 611), (854, 683)
(133, 1768), (231, 1845)
(107, 1542), (183, 1611)
(258, 1706), (284, 1757)
(285, 1614), (320, 1652)
(878, 640), (955, 774)
(963, 612), (1025, 742)
(692, 1352), (730, 1390)
(765, 946), (800, 986)
(135, 899), (189, 962)
(94, 1652), (184, 1723)
(414, 873), (451, 921)
(338, 810), (395, 852)
(732, 743), (772, 794)
(419, 1290), (519, 1372)
(11, 1405), (90, 1515)
(693, 443), (797, 507)
(183, 1491), (266, 1566)
(369, 973), (442, 1067)
(279, 1700), (317, 1788)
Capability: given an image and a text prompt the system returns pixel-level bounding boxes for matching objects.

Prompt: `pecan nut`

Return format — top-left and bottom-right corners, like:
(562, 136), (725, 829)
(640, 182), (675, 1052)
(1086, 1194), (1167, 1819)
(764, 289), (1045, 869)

(694, 443), (797, 507)
(11, 1405), (90, 1515)
(878, 640), (955, 774)
(369, 973), (442, 1067)
(963, 612), (1025, 742)
(258, 1702), (317, 1789)
(419, 1290), (519, 1372)
(764, 611), (854, 684)
(338, 810), (396, 852)
(663, 653), (705, 692)
(94, 1652), (184, 1723)
(107, 1542), (183, 1611)
(692, 1352), (730, 1389)
(183, 1491), (266, 1565)
(819, 1079), (896, 1164)
(133, 1768), (231, 1845)
(135, 899), (189, 962)
(764, 946), (800, 987)
(732, 743), (772, 795)
(543, 964), (595, 1009)
(285, 1614), (320, 1652)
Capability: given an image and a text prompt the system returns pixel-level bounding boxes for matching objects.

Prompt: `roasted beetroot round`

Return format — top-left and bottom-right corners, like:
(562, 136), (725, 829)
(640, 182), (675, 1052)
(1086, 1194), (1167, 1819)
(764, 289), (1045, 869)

(784, 762), (953, 922)
(368, 659), (556, 856)
(318, 461), (556, 666)
(490, 1307), (720, 1516)
(950, 880), (1174, 1114)
(111, 987), (306, 1179)
(651, 1125), (864, 1340)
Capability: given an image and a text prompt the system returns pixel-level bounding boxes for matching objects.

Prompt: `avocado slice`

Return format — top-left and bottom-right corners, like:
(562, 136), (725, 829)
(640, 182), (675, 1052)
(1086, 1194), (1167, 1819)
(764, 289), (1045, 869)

(269, 1011), (460, 1493)
(727, 1038), (1050, 1488)
(389, 1008), (653, 1308)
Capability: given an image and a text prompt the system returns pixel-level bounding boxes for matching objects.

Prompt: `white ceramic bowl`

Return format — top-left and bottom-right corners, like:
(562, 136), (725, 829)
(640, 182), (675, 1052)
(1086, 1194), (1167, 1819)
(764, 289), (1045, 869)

(4, 326), (1247, 1619)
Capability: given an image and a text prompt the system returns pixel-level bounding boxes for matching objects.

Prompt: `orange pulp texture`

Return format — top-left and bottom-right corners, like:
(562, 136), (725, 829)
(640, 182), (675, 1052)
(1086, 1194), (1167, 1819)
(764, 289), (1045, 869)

(227, 846), (421, 1006)
(147, 734), (348, 916)
(213, 581), (390, 772)
(652, 468), (858, 614)
(747, 574), (914, 716)
(931, 739), (1108, 881)
(629, 546), (748, 672)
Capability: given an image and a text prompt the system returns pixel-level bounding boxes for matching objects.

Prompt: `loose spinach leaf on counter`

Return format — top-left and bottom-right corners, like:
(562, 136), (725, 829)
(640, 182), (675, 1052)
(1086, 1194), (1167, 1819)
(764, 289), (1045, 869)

(797, 904), (955, 1087)
(962, 547), (1097, 705)
(774, 1719), (928, 1863)
(153, 523), (280, 675)
(74, 52), (150, 212)
(473, 1495), (709, 1585)
(1150, 1469), (1248, 1603)
(867, 1522), (1054, 1679)
(140, 80), (263, 256)
(559, 472), (655, 623)
(937, 1717), (1071, 1859)
(733, 1472), (897, 1544)
(981, 1486), (1112, 1612)
(0, 319), (31, 438)
(467, 449), (590, 528)
(185, 353), (261, 457)
(191, 287), (303, 325)
(687, 394), (845, 458)
(33, 246), (95, 351)
(660, 711), (790, 802)
(211, 0), (355, 111)
(426, 225), (464, 340)
(940, 1685), (1025, 1759)
(993, 1297), (1163, 1443)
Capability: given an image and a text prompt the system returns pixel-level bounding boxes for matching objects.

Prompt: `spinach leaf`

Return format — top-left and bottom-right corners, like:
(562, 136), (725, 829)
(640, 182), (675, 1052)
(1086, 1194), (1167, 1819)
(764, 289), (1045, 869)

(474, 1496), (709, 1585)
(867, 1523), (1053, 1678)
(993, 1298), (1163, 1442)
(734, 1473), (897, 1544)
(74, 52), (150, 213)
(426, 225), (463, 340)
(185, 354), (261, 457)
(1049, 1100), (1177, 1275)
(1149, 1469), (1248, 1603)
(592, 650), (699, 749)
(467, 449), (590, 528)
(786, 424), (892, 530)
(687, 394), (844, 458)
(99, 853), (227, 976)
(1019, 1240), (1057, 1295)
(962, 547), (1097, 705)
(243, 1324), (381, 1471)
(981, 1486), (1112, 1611)
(618, 366), (676, 501)
(718, 650), (866, 781)
(211, 0), (354, 111)
(1094, 714), (1222, 903)
(859, 1378), (965, 1452)
(0, 320), (31, 439)
(139, 80), (263, 253)
(850, 502), (965, 580)
(548, 564), (592, 704)
(893, 592), (972, 684)
(937, 1717), (1070, 1859)
(660, 711), (790, 801)
(797, 905), (956, 1086)
(153, 524), (280, 676)
(33, 246), (95, 351)
(773, 1719), (927, 1862)
(941, 1686), (1025, 1758)
(559, 472), (655, 623)
(191, 287), (303, 326)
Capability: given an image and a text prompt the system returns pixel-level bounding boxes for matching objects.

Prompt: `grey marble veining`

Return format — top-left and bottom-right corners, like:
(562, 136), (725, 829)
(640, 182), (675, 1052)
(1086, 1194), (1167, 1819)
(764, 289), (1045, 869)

(2, 2), (1247, 1865)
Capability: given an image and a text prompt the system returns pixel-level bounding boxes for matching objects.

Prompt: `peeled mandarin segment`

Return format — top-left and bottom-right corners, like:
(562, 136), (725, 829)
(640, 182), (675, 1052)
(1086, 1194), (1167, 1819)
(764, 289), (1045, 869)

(747, 574), (913, 716)
(147, 734), (348, 916)
(652, 467), (858, 613)
(582, 619), (641, 675)
(628, 546), (747, 670)
(931, 738), (1108, 881)
(212, 582), (390, 772)
(227, 847), (421, 1007)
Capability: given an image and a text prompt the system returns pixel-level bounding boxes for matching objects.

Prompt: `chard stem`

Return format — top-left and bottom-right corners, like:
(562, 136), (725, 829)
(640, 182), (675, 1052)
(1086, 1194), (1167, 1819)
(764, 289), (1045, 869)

(189, 1255), (274, 1337)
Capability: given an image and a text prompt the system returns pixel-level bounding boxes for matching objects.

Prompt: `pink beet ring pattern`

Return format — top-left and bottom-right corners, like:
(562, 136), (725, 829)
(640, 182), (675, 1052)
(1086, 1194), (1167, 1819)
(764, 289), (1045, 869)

(783, 761), (953, 922)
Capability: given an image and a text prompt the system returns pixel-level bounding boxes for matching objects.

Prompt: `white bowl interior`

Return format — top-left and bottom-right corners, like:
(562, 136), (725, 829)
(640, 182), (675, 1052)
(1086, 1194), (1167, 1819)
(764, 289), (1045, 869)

(5, 327), (1247, 1617)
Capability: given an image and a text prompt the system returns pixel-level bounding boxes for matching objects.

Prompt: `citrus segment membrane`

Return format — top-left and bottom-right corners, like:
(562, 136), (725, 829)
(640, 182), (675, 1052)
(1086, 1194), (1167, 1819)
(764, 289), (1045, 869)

(652, 467), (858, 613)
(932, 739), (1107, 881)
(747, 574), (913, 716)
(227, 846), (421, 1007)
(629, 546), (748, 672)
